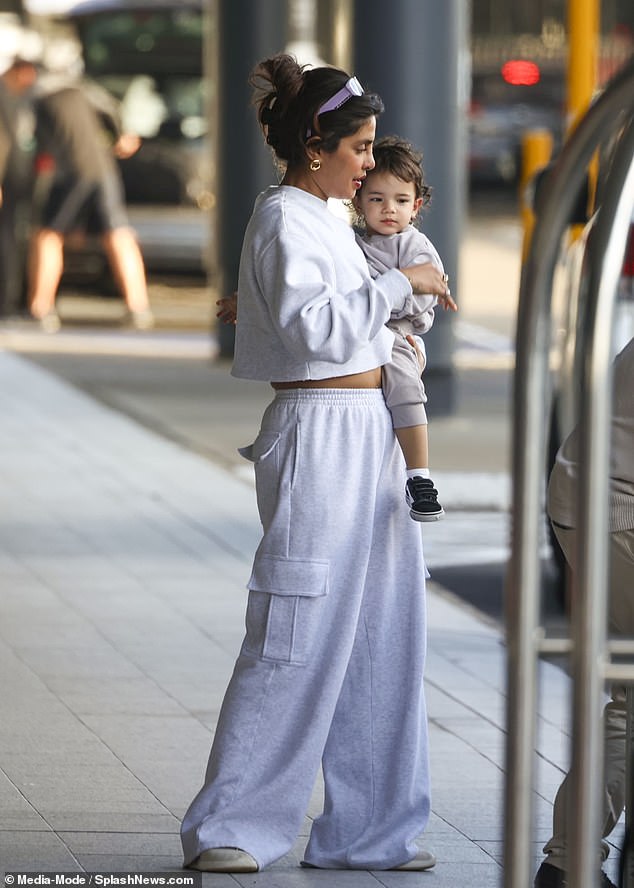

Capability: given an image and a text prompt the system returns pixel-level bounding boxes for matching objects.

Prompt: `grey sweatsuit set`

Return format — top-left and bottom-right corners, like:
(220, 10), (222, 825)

(180, 186), (432, 870)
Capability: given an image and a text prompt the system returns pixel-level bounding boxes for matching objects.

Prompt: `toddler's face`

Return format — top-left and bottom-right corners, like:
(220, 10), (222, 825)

(355, 171), (423, 237)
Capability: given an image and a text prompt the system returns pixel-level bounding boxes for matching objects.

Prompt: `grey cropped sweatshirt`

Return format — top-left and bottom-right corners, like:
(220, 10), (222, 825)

(231, 186), (416, 382)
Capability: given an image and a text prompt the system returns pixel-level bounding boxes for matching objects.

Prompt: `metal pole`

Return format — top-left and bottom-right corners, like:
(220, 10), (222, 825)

(625, 688), (634, 888)
(213, 0), (288, 358)
(352, 0), (469, 411)
(504, 57), (634, 888)
(568, 116), (634, 888)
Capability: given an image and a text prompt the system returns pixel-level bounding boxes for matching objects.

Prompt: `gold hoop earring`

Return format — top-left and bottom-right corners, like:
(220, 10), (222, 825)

(309, 158), (321, 172)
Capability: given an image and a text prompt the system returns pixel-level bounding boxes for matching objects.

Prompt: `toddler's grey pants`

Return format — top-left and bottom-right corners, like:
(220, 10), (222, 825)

(181, 388), (431, 870)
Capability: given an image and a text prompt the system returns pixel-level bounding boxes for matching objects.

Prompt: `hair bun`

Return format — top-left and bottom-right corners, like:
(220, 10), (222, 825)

(250, 53), (305, 113)
(249, 52), (384, 169)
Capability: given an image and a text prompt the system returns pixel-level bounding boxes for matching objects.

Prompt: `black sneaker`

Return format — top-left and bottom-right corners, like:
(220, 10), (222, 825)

(533, 860), (617, 888)
(405, 476), (444, 522)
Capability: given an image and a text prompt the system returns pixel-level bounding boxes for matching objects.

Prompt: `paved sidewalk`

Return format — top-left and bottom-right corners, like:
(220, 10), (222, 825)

(0, 347), (619, 885)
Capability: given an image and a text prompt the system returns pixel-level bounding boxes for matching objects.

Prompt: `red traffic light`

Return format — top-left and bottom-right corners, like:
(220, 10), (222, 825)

(501, 60), (541, 86)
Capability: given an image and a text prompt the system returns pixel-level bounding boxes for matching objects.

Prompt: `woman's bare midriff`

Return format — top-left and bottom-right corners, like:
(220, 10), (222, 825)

(271, 368), (382, 390)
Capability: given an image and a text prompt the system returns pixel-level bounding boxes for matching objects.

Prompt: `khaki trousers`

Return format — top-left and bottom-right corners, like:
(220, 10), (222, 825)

(544, 525), (634, 868)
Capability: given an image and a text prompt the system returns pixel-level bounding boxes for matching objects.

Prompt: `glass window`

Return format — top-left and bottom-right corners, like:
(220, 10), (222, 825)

(79, 8), (203, 76)
(74, 6), (205, 141)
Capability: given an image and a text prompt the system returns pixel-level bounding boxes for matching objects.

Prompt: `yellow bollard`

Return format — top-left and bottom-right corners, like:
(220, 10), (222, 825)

(520, 128), (554, 262)
(567, 0), (599, 136)
(566, 0), (600, 240)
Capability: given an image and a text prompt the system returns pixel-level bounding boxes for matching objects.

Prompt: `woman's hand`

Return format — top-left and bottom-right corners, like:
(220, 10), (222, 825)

(216, 292), (238, 325)
(437, 290), (458, 312)
(406, 334), (427, 374)
(401, 263), (454, 302)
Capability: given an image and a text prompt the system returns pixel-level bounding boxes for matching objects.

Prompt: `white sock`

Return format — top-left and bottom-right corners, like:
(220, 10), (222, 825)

(406, 468), (430, 479)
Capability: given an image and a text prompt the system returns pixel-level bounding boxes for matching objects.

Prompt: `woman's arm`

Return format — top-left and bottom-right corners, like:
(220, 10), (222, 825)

(399, 233), (458, 314)
(257, 232), (414, 365)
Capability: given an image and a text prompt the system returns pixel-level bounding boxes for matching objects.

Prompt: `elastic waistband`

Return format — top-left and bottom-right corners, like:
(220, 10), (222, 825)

(273, 387), (385, 406)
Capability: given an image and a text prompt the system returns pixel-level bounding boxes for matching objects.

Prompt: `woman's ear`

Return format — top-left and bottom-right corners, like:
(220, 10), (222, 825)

(305, 136), (322, 164)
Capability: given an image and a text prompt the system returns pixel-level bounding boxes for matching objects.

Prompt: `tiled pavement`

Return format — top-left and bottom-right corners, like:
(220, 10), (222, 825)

(0, 346), (622, 886)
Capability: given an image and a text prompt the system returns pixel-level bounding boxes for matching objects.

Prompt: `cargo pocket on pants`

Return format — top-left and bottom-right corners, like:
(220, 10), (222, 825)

(241, 553), (329, 666)
(238, 431), (281, 463)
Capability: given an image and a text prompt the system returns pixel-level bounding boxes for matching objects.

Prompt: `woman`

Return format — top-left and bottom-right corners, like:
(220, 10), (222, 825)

(181, 53), (449, 874)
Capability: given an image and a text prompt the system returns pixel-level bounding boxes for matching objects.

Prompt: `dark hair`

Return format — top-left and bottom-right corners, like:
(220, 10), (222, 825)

(249, 53), (384, 169)
(369, 135), (432, 207)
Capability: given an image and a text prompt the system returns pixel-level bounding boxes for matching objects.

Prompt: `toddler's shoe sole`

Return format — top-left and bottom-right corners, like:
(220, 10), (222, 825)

(410, 508), (445, 522)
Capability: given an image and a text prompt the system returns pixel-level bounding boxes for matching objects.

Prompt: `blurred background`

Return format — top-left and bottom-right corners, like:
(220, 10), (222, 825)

(0, 0), (632, 314)
(1, 0), (633, 619)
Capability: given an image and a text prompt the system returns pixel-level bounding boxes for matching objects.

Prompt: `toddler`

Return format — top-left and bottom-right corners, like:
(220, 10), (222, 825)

(353, 135), (457, 521)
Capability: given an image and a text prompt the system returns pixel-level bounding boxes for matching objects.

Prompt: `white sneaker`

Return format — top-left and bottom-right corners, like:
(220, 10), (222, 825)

(302, 849), (437, 871)
(392, 849), (436, 870)
(188, 847), (258, 872)
(129, 308), (155, 331)
(39, 311), (61, 334)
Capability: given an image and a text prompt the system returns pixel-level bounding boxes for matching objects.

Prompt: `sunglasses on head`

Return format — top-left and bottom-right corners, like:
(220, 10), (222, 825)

(307, 76), (364, 138)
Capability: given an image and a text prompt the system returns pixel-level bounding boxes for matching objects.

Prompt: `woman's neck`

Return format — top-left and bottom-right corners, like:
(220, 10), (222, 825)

(281, 168), (328, 202)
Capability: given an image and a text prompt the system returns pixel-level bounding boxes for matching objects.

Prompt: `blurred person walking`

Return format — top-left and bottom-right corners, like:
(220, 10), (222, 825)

(0, 55), (38, 318)
(28, 79), (154, 332)
(534, 336), (634, 888)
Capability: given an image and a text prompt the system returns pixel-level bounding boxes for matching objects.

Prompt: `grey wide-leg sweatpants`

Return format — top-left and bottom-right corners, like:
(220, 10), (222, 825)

(181, 388), (431, 870)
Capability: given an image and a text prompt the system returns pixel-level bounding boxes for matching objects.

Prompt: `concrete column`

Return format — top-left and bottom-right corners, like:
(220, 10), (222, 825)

(213, 0), (288, 357)
(315, 0), (353, 69)
(352, 0), (469, 410)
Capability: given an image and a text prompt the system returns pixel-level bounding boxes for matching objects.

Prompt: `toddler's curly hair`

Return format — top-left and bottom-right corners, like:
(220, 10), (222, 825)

(350, 135), (432, 228)
(371, 135), (432, 207)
